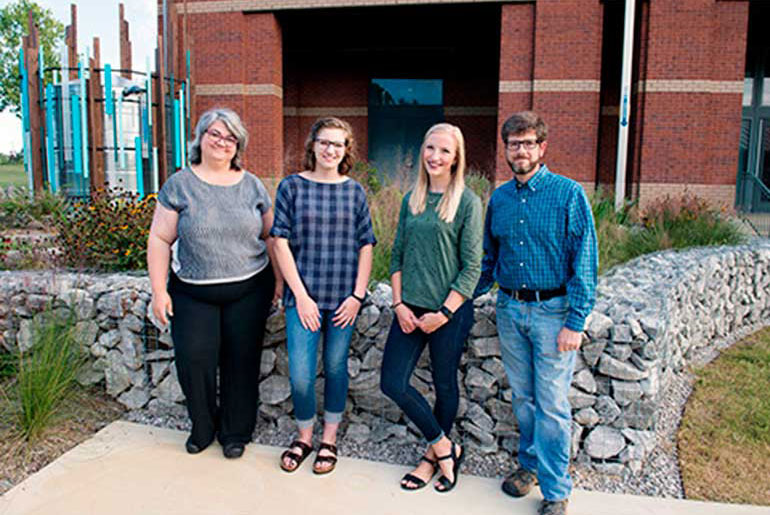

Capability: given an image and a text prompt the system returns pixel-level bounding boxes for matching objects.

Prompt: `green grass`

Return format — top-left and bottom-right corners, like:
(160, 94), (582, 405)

(12, 307), (88, 441)
(0, 163), (27, 188)
(678, 327), (770, 505)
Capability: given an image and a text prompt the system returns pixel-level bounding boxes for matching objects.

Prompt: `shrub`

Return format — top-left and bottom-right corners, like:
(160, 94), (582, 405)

(0, 188), (67, 230)
(590, 188), (636, 274)
(368, 185), (403, 284)
(53, 189), (155, 271)
(13, 307), (87, 441)
(350, 161), (383, 196)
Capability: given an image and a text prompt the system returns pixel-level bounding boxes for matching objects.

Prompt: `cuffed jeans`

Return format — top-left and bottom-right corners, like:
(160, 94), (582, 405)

(495, 291), (576, 502)
(285, 306), (355, 428)
(380, 301), (474, 444)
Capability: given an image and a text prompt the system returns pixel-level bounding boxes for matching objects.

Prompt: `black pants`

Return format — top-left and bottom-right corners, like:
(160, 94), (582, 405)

(169, 267), (274, 447)
(380, 301), (474, 443)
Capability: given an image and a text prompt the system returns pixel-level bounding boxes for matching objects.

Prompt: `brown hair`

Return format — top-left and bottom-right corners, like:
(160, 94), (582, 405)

(302, 117), (357, 175)
(500, 111), (548, 143)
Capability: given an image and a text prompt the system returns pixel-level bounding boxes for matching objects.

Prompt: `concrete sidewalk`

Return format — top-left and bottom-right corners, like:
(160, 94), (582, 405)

(1, 421), (768, 515)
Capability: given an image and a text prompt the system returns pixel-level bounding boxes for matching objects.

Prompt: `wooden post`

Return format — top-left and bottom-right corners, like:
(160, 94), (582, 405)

(65, 4), (77, 80)
(88, 37), (105, 191)
(155, 37), (168, 186)
(24, 12), (44, 191)
(119, 4), (132, 79)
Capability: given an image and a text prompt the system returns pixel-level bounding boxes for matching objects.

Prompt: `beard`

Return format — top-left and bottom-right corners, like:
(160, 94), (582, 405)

(507, 155), (541, 176)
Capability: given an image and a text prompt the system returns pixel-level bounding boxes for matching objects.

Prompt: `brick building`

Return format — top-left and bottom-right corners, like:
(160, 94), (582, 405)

(161, 0), (766, 212)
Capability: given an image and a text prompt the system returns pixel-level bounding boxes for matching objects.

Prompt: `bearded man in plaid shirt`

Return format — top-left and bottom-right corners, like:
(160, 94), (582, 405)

(476, 111), (598, 515)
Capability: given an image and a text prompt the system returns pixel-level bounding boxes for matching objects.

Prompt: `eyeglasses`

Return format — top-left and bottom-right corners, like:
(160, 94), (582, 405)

(505, 139), (541, 151)
(206, 129), (238, 147)
(315, 138), (346, 151)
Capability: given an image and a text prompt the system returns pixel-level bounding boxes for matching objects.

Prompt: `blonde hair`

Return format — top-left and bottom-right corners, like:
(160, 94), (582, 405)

(408, 123), (466, 224)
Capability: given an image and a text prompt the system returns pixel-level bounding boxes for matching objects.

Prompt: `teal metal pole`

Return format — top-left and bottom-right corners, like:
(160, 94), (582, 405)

(45, 83), (57, 192)
(104, 64), (113, 115)
(79, 57), (89, 179)
(135, 136), (144, 198)
(173, 97), (181, 169)
(71, 93), (83, 177)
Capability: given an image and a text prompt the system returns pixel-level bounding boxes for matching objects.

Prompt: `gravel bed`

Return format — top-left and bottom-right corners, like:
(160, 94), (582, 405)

(124, 320), (769, 498)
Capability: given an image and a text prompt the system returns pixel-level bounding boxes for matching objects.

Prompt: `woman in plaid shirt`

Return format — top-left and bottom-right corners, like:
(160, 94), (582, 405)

(271, 117), (376, 475)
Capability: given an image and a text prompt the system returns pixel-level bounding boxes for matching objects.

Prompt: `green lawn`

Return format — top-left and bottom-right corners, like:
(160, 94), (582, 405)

(0, 163), (27, 188)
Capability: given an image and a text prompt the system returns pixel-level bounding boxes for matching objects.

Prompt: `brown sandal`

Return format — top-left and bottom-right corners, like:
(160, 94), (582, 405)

(312, 442), (338, 475)
(280, 440), (314, 473)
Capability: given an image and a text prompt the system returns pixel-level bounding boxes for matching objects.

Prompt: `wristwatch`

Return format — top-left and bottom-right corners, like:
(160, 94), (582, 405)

(438, 305), (454, 321)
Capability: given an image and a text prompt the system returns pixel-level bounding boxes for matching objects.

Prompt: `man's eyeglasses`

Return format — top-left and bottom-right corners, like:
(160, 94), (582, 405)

(315, 138), (346, 151)
(505, 139), (541, 151)
(206, 129), (238, 147)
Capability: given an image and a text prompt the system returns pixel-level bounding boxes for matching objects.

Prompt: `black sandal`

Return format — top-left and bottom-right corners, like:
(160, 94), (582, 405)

(312, 442), (338, 475)
(400, 456), (438, 491)
(280, 440), (314, 473)
(434, 443), (464, 493)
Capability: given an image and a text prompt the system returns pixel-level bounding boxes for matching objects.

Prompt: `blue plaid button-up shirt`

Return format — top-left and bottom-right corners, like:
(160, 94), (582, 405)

(476, 164), (598, 331)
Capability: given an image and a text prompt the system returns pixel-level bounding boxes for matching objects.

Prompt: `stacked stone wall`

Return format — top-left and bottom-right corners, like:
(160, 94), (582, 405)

(1, 241), (769, 471)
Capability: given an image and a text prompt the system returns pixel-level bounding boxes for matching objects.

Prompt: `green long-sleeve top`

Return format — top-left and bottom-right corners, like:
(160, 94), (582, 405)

(390, 188), (483, 310)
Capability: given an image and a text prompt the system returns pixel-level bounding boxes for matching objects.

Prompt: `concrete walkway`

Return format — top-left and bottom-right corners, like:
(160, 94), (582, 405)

(1, 421), (768, 515)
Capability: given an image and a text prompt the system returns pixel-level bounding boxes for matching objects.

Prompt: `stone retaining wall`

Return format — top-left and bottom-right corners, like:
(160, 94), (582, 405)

(1, 241), (769, 472)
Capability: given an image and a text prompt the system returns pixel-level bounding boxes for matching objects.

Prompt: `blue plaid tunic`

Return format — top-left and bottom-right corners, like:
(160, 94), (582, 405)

(476, 164), (598, 331)
(271, 174), (377, 310)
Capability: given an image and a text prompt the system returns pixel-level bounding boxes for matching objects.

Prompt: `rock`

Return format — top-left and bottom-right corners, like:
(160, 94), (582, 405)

(571, 421), (583, 459)
(147, 398), (188, 419)
(470, 318), (497, 338)
(369, 283), (392, 307)
(118, 330), (143, 370)
(16, 318), (33, 352)
(594, 395), (621, 424)
(145, 349), (174, 361)
(461, 421), (498, 454)
(621, 429), (657, 453)
(609, 344), (633, 361)
(105, 362), (132, 396)
(598, 354), (649, 381)
(265, 311), (286, 333)
(469, 337), (500, 358)
(638, 314), (661, 339)
(349, 370), (379, 392)
(574, 407), (600, 427)
(361, 346), (383, 370)
(568, 387), (596, 409)
(617, 400), (656, 430)
(465, 367), (497, 390)
(592, 462), (626, 476)
(572, 369), (597, 394)
(611, 324), (633, 343)
(348, 356), (361, 378)
(583, 426), (625, 459)
(356, 305), (380, 333)
(73, 320), (99, 348)
(481, 357), (506, 382)
(119, 314), (144, 333)
(585, 311), (613, 339)
(150, 361), (170, 384)
(77, 362), (105, 386)
(484, 397), (511, 423)
(260, 349), (276, 376)
(345, 423), (371, 443)
(152, 366), (185, 403)
(612, 380), (643, 407)
(97, 329), (121, 349)
(581, 340), (606, 367)
(465, 403), (494, 431)
(260, 376), (291, 405)
(118, 386), (150, 409)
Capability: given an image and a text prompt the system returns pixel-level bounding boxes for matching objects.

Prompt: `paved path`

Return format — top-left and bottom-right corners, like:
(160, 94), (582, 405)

(1, 421), (768, 515)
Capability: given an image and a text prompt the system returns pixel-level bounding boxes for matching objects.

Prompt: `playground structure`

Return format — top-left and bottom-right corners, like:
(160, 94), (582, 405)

(18, 4), (194, 198)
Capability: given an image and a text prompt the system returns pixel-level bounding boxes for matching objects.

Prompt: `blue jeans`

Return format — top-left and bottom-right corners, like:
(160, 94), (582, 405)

(495, 291), (576, 502)
(285, 306), (355, 428)
(380, 301), (474, 444)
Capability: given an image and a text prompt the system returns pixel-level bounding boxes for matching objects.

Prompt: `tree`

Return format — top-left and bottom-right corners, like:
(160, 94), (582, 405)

(0, 0), (64, 116)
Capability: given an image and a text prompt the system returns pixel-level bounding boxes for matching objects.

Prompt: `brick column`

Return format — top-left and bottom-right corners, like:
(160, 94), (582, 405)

(632, 0), (748, 209)
(496, 3), (535, 183)
(183, 6), (283, 178)
(531, 0), (603, 190)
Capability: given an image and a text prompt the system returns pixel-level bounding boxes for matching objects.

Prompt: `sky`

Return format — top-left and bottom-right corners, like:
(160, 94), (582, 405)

(0, 0), (157, 154)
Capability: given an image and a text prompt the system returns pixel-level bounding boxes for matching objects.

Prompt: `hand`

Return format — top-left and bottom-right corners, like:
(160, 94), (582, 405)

(296, 294), (321, 332)
(272, 279), (284, 309)
(394, 304), (419, 334)
(557, 327), (582, 352)
(151, 290), (173, 326)
(417, 312), (448, 334)
(332, 296), (362, 328)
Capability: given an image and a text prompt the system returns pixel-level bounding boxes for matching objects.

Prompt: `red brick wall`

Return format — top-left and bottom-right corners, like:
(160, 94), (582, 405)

(633, 0), (748, 199)
(531, 0), (603, 185)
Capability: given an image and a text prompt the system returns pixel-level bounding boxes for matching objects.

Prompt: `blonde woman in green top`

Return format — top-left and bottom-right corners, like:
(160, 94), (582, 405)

(380, 123), (483, 493)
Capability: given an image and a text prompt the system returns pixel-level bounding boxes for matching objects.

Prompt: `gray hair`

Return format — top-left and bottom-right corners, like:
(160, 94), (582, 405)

(189, 108), (248, 170)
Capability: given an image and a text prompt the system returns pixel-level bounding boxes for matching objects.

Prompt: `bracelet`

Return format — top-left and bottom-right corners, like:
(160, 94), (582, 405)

(391, 301), (403, 309)
(438, 305), (454, 321)
(351, 292), (365, 304)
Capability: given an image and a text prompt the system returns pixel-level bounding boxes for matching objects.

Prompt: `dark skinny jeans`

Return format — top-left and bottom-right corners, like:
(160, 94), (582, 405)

(380, 301), (474, 444)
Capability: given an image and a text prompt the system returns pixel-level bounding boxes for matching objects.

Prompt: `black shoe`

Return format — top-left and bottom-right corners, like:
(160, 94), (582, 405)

(223, 443), (245, 459)
(186, 436), (208, 454)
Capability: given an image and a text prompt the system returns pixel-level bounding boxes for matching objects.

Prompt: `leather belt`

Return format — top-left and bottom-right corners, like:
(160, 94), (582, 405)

(499, 286), (566, 302)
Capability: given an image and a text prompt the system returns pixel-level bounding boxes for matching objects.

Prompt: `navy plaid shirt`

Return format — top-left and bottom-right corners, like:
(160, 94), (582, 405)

(271, 174), (377, 310)
(476, 164), (598, 331)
